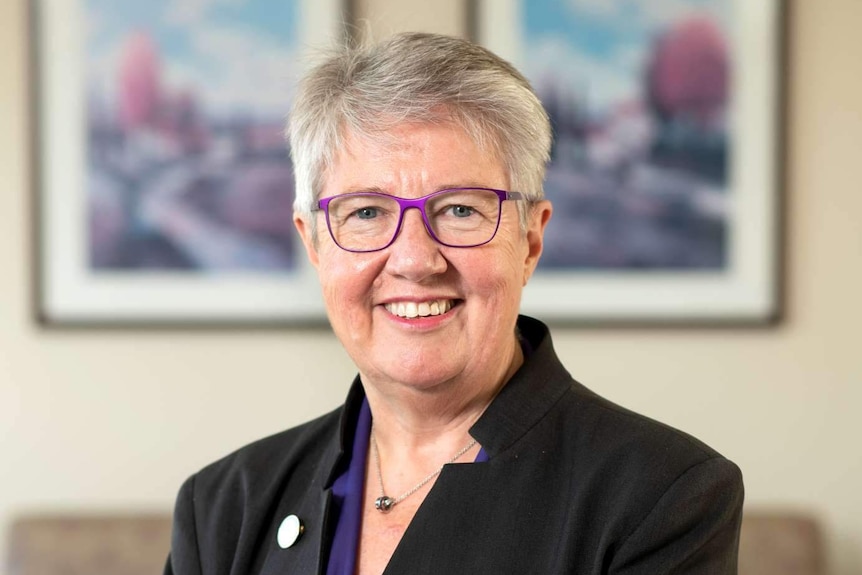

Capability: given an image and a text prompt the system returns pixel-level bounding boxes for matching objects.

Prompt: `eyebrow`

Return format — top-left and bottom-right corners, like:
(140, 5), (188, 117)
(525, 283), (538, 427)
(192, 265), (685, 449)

(341, 185), (388, 195)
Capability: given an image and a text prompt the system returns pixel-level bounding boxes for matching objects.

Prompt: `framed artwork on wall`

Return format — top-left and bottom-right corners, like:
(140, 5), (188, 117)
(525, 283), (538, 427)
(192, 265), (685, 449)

(32, 0), (345, 326)
(469, 0), (783, 324)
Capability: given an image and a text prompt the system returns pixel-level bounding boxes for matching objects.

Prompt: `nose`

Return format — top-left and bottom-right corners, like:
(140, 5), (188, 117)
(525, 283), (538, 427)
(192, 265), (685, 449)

(384, 207), (447, 281)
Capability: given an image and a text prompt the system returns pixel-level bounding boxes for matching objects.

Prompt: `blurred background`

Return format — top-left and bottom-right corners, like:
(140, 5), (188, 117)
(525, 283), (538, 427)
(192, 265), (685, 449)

(1, 0), (860, 573)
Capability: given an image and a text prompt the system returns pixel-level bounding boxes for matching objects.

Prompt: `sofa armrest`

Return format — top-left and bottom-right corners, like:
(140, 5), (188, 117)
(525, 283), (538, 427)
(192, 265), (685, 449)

(738, 512), (824, 575)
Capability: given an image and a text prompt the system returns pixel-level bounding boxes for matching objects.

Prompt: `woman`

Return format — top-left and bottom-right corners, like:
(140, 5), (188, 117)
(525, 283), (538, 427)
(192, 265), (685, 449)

(165, 33), (743, 575)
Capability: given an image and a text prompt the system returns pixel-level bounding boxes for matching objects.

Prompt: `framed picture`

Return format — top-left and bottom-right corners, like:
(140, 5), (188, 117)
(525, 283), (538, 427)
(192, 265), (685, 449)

(470, 0), (783, 324)
(32, 0), (345, 326)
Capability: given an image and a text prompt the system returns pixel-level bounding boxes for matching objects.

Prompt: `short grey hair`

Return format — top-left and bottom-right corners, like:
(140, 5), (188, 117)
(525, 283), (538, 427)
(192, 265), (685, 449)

(288, 32), (552, 229)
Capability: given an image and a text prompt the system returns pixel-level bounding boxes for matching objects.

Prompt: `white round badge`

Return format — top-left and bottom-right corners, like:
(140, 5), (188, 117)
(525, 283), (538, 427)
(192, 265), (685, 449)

(277, 514), (304, 549)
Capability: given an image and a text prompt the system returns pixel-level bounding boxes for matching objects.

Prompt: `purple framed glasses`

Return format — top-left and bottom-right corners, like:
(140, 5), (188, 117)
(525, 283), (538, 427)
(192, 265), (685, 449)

(315, 187), (525, 253)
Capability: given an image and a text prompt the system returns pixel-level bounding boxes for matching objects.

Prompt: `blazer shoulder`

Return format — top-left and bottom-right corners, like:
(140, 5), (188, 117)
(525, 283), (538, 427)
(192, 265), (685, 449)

(546, 381), (744, 566)
(566, 379), (730, 463)
(191, 405), (343, 499)
(167, 406), (345, 574)
(546, 380), (743, 519)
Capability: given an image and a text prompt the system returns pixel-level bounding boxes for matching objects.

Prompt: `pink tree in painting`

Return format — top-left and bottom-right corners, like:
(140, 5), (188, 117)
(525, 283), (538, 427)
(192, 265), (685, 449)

(647, 16), (729, 127)
(117, 31), (162, 131)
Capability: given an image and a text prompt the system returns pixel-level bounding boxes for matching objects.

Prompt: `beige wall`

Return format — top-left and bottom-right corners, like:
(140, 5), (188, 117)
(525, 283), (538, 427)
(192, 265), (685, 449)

(2, 0), (860, 572)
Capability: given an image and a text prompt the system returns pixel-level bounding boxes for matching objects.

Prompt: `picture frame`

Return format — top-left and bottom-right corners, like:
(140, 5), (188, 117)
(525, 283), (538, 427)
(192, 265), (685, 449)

(32, 0), (346, 327)
(469, 0), (783, 324)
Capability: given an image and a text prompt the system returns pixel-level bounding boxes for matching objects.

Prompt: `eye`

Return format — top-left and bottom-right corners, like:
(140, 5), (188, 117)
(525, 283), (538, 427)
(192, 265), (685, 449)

(448, 205), (475, 218)
(354, 207), (379, 219)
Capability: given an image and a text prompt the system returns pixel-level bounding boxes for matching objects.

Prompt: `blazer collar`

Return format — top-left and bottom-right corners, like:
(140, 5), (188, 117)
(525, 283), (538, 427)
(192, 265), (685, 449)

(469, 315), (572, 457)
(323, 376), (366, 488)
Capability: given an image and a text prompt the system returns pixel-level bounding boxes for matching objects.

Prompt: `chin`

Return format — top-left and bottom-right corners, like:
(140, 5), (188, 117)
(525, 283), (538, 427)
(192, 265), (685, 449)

(374, 360), (464, 391)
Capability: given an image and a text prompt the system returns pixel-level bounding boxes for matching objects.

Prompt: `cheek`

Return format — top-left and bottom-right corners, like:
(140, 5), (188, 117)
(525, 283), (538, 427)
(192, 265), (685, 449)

(317, 249), (384, 312)
(465, 239), (529, 304)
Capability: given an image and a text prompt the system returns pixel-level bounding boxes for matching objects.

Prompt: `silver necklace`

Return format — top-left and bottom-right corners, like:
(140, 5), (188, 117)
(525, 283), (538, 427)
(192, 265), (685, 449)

(370, 427), (478, 513)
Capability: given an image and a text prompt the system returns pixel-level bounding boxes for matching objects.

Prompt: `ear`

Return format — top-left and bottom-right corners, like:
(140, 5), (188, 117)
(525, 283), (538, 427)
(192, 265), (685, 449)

(294, 214), (320, 269)
(523, 200), (552, 286)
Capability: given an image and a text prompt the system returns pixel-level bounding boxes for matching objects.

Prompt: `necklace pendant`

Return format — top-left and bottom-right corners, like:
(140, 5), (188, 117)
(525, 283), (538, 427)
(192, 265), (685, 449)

(374, 496), (395, 513)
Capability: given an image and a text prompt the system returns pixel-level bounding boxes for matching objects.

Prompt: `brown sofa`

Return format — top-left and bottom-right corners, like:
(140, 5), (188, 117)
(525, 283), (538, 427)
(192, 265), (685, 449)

(6, 511), (824, 574)
(7, 514), (172, 575)
(738, 512), (825, 575)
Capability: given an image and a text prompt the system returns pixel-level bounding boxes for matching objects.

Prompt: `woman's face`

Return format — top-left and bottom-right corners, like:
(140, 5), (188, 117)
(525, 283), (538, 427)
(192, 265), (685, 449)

(295, 122), (551, 397)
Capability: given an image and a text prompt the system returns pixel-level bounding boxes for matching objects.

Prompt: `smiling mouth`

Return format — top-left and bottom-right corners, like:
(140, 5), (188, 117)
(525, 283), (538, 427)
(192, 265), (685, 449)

(384, 299), (457, 319)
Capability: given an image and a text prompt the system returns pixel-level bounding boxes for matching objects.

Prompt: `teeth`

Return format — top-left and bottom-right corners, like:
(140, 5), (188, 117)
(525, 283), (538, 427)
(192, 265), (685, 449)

(405, 302), (418, 318)
(385, 299), (453, 318)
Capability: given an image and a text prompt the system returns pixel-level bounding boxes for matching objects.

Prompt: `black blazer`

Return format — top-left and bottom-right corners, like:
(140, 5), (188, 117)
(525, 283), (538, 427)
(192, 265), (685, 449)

(165, 316), (743, 574)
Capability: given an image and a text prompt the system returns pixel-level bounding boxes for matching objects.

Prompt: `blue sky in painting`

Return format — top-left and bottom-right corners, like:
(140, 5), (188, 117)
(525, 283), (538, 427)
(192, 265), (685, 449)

(87, 0), (297, 55)
(85, 0), (301, 116)
(525, 0), (624, 60)
(521, 0), (730, 116)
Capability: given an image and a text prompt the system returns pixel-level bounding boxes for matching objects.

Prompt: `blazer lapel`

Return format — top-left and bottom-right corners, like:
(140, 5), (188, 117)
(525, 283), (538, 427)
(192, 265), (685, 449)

(258, 487), (333, 575)
(383, 459), (518, 575)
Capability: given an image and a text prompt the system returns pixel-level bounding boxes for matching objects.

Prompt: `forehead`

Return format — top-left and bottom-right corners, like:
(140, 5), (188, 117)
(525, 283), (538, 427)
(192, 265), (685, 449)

(323, 121), (507, 194)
